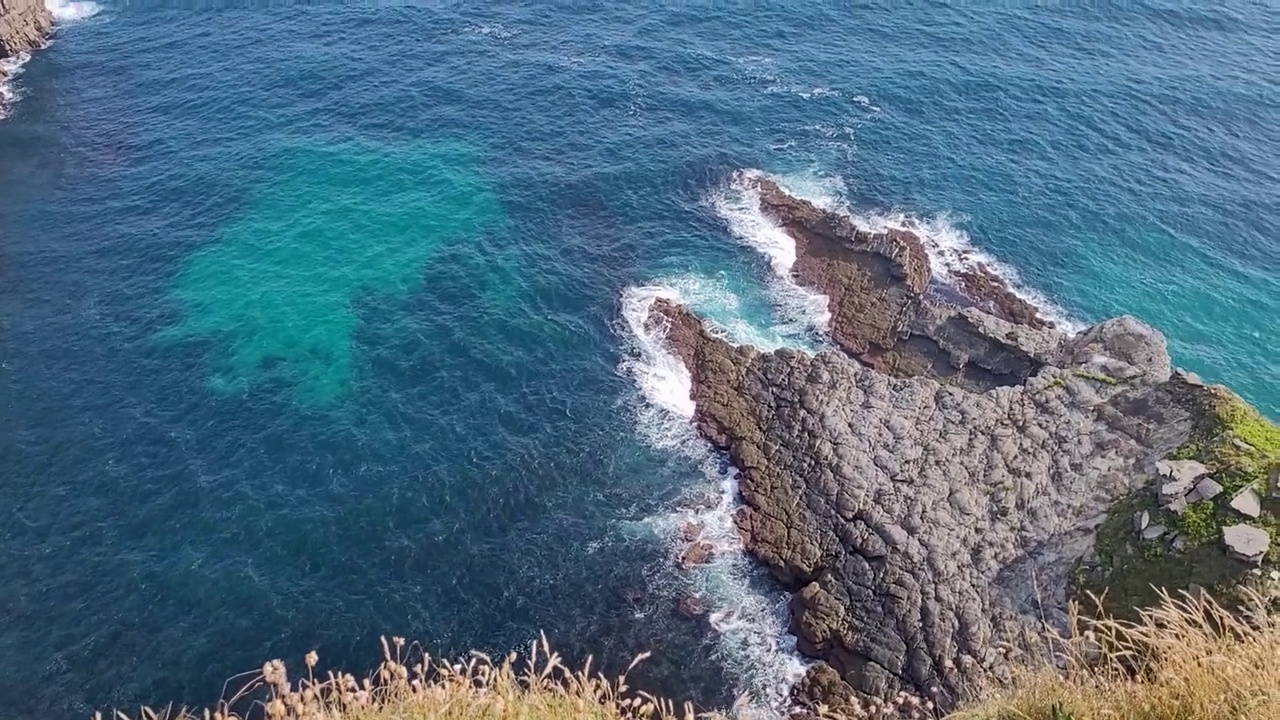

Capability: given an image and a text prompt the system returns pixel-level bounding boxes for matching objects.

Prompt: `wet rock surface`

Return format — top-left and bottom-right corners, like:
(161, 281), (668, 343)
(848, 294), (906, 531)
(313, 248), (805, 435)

(645, 177), (1212, 710)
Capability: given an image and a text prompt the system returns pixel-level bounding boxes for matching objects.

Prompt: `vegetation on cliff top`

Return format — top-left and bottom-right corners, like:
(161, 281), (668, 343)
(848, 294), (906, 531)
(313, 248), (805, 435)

(103, 589), (1278, 720)
(1075, 386), (1278, 617)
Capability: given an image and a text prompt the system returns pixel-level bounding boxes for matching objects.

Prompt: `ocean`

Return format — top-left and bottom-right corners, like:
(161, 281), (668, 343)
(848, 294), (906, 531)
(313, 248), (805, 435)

(1, 3), (1276, 717)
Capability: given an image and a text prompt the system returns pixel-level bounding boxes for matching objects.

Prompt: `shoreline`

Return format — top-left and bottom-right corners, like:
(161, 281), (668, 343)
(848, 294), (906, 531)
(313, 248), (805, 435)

(643, 175), (1277, 713)
(0, 0), (50, 118)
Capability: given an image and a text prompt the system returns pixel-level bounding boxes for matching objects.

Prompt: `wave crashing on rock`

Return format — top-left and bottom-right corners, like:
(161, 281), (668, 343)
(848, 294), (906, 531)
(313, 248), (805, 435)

(644, 174), (1224, 713)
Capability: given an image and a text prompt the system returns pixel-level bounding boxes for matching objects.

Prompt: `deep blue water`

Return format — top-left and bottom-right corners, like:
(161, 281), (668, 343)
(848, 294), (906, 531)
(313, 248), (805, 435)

(1, 3), (1277, 717)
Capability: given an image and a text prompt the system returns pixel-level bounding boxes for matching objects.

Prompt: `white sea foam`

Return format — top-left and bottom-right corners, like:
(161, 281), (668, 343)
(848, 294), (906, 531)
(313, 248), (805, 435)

(618, 278), (811, 716)
(0, 51), (31, 119)
(709, 171), (832, 336)
(731, 167), (1086, 334)
(847, 208), (1087, 333)
(2, 2), (101, 119)
(46, 0), (100, 22)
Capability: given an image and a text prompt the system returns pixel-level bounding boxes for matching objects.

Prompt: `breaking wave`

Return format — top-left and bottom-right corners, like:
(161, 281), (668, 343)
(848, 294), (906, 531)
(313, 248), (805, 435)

(618, 277), (811, 716)
(739, 168), (1087, 333)
(708, 172), (832, 337)
(0, 52), (31, 118)
(46, 0), (101, 22)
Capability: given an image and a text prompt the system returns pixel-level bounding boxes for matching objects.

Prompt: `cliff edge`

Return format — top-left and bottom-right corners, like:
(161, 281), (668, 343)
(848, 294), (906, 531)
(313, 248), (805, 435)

(648, 173), (1278, 714)
(0, 0), (53, 110)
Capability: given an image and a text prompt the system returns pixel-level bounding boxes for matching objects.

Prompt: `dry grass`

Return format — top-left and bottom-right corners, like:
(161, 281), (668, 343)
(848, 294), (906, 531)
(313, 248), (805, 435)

(951, 589), (1279, 720)
(103, 635), (701, 720)
(102, 590), (1278, 720)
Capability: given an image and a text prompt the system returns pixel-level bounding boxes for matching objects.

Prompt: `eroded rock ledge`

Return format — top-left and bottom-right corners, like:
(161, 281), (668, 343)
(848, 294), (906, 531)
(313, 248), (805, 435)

(0, 0), (53, 106)
(647, 174), (1253, 712)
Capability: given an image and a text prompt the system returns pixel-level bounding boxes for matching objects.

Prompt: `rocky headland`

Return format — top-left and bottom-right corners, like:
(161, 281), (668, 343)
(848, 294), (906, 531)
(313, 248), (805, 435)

(0, 0), (53, 109)
(649, 173), (1279, 714)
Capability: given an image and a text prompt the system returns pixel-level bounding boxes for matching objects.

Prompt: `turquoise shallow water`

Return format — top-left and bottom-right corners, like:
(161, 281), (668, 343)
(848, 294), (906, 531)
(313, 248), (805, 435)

(0, 3), (1276, 717)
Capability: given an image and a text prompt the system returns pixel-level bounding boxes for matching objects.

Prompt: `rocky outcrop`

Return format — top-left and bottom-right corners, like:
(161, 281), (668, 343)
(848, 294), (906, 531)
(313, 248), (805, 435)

(0, 0), (53, 110)
(644, 174), (1253, 711)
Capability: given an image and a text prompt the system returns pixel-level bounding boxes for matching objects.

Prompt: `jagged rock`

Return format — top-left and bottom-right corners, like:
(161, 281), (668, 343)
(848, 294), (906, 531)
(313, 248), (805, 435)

(1193, 476), (1224, 502)
(1132, 510), (1150, 533)
(1222, 524), (1270, 564)
(1174, 368), (1204, 387)
(1155, 460), (1209, 502)
(679, 520), (704, 543)
(1228, 488), (1262, 519)
(1171, 534), (1188, 552)
(645, 180), (1212, 710)
(1141, 524), (1167, 541)
(1163, 495), (1188, 515)
(1155, 458), (1209, 483)
(0, 0), (52, 114)
(676, 593), (708, 618)
(679, 541), (715, 569)
(0, 0), (51, 61)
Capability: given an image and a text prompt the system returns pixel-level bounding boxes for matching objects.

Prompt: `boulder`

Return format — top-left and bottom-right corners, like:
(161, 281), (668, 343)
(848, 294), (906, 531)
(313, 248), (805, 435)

(1141, 524), (1167, 541)
(1132, 510), (1150, 533)
(1155, 459), (1209, 484)
(1174, 368), (1204, 387)
(0, 0), (53, 61)
(1155, 460), (1209, 501)
(679, 541), (715, 569)
(1222, 524), (1270, 565)
(1228, 488), (1262, 519)
(1193, 476), (1224, 502)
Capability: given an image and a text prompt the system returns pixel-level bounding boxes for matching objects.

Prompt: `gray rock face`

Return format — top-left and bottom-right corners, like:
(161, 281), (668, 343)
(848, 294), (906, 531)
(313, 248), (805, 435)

(653, 299), (1196, 709)
(644, 180), (1208, 711)
(1222, 524), (1270, 564)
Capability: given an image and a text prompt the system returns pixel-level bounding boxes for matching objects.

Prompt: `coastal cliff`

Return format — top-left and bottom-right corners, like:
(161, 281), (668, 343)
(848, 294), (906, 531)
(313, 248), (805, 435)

(649, 173), (1279, 713)
(0, 0), (52, 108)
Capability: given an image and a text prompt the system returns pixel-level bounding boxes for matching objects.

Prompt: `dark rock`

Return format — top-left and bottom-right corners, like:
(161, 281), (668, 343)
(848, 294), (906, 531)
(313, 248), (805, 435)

(644, 180), (1204, 709)
(679, 520), (704, 543)
(953, 263), (1053, 330)
(676, 593), (708, 619)
(1193, 476), (1224, 502)
(747, 175), (1055, 392)
(679, 541), (715, 569)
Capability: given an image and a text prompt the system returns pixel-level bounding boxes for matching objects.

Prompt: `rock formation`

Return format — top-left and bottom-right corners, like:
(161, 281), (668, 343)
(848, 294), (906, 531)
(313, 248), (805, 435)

(647, 173), (1276, 712)
(0, 0), (53, 110)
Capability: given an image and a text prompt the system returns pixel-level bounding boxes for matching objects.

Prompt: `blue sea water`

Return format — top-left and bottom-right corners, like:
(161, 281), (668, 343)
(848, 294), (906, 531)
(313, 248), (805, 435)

(1, 2), (1277, 717)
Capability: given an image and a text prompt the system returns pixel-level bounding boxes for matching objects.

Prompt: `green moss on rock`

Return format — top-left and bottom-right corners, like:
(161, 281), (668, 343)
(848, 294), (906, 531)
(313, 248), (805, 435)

(1074, 385), (1278, 617)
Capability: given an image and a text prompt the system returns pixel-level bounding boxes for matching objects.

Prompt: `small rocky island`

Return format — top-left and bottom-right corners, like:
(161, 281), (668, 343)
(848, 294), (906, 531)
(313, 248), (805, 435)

(0, 0), (53, 107)
(651, 174), (1279, 713)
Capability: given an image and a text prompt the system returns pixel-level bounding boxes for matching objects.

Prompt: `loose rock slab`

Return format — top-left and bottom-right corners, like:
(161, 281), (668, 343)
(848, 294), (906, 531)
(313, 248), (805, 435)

(1228, 488), (1262, 519)
(1222, 524), (1270, 564)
